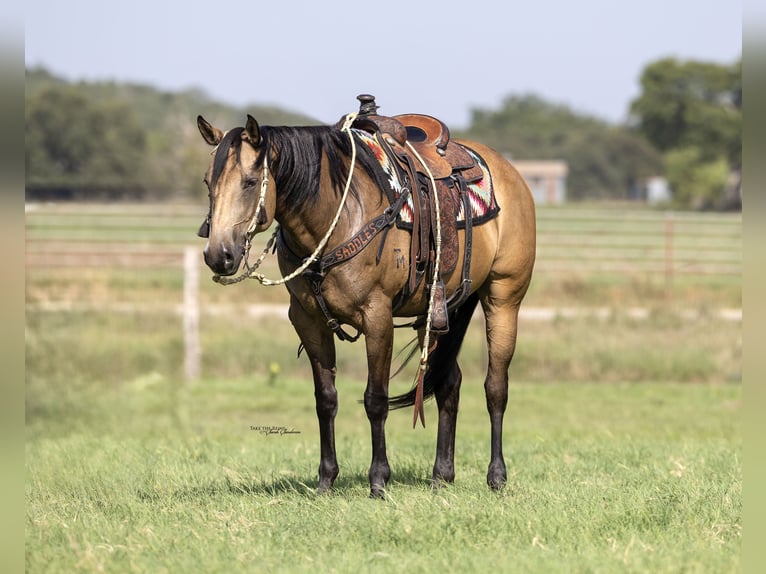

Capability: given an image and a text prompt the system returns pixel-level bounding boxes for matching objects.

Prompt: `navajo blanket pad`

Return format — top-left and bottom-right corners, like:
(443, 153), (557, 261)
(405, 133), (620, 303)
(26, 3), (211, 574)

(353, 129), (499, 229)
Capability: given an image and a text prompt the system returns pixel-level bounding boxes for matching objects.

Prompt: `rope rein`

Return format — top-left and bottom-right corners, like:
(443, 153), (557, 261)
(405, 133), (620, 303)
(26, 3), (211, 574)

(211, 113), (444, 427)
(212, 111), (359, 286)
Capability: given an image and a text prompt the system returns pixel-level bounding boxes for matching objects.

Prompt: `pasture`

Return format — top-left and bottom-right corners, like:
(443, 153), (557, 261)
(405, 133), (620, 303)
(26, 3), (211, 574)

(25, 203), (742, 572)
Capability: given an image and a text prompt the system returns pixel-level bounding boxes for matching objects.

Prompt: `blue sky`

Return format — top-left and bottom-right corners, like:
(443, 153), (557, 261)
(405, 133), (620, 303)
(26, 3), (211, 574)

(25, 0), (741, 128)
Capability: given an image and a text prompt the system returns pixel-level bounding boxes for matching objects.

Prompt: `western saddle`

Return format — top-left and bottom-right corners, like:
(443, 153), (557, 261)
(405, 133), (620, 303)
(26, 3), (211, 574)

(348, 94), (486, 332)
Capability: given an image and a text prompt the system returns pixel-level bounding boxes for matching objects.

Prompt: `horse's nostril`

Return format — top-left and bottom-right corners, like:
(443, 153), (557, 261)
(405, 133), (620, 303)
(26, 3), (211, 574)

(202, 242), (239, 275)
(222, 244), (234, 264)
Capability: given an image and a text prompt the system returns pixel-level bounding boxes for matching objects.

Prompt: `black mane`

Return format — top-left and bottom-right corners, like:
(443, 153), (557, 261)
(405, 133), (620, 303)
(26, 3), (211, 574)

(260, 125), (381, 210)
(211, 124), (381, 212)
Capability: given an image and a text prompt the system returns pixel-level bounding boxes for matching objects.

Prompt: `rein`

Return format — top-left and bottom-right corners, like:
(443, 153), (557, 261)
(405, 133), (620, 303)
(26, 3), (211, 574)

(208, 112), (444, 428)
(212, 112), (360, 287)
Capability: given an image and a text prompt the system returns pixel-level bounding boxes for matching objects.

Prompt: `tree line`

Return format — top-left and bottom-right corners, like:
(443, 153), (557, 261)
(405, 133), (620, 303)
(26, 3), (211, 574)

(25, 67), (318, 202)
(26, 57), (741, 209)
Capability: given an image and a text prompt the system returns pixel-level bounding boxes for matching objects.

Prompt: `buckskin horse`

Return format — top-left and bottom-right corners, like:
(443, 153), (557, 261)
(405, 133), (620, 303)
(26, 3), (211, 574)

(196, 95), (535, 497)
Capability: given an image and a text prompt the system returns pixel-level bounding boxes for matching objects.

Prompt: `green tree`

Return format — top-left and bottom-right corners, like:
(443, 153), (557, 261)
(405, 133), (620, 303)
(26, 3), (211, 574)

(631, 58), (740, 163)
(26, 67), (320, 200)
(630, 57), (741, 208)
(664, 147), (729, 210)
(463, 94), (661, 199)
(26, 85), (148, 197)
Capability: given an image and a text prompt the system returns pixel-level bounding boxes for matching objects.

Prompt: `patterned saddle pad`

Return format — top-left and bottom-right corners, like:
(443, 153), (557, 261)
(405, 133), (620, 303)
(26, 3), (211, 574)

(353, 129), (499, 229)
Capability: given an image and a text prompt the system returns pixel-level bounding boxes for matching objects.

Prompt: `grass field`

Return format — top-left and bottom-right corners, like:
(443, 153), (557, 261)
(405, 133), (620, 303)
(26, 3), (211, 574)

(25, 202), (742, 572)
(26, 373), (741, 573)
(26, 309), (742, 573)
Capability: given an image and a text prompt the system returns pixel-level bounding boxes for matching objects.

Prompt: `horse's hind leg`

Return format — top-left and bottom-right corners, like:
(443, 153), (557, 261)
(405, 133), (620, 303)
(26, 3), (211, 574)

(432, 361), (462, 485)
(480, 284), (523, 490)
(431, 293), (479, 486)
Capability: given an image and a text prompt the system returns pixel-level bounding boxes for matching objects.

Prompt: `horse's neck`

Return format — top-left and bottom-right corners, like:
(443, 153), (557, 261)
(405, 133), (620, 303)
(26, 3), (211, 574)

(274, 190), (345, 259)
(275, 181), (376, 259)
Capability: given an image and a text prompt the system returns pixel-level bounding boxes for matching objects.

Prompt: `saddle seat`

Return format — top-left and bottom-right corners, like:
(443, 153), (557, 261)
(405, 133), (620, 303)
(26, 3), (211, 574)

(351, 108), (481, 181)
(346, 94), (485, 332)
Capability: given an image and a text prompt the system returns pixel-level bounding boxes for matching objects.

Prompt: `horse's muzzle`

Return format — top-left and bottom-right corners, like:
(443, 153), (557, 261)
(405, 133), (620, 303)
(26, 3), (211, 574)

(203, 241), (242, 276)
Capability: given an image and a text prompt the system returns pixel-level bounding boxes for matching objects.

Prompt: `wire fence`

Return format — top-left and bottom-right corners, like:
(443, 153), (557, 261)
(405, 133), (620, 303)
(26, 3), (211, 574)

(26, 202), (742, 382)
(26, 202), (742, 282)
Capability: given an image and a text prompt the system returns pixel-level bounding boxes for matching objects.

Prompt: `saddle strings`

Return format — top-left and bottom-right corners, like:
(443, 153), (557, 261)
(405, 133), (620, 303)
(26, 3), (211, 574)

(404, 141), (442, 428)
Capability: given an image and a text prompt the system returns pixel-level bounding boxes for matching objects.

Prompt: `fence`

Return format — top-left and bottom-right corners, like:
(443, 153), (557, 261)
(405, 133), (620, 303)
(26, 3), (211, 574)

(26, 203), (743, 282)
(26, 202), (742, 382)
(533, 207), (741, 282)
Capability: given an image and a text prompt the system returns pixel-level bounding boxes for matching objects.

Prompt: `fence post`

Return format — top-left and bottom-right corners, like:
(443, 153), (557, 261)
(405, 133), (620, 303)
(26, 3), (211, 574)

(664, 212), (674, 292)
(183, 246), (200, 381)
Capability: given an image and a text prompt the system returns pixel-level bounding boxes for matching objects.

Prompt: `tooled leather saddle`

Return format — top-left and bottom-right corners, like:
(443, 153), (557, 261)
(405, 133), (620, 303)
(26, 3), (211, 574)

(347, 94), (491, 332)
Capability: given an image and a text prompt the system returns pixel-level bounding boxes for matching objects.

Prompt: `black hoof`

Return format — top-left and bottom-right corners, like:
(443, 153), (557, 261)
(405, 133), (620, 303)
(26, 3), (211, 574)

(487, 477), (506, 491)
(369, 486), (386, 499)
(432, 460), (456, 486)
(487, 460), (507, 490)
(431, 475), (455, 490)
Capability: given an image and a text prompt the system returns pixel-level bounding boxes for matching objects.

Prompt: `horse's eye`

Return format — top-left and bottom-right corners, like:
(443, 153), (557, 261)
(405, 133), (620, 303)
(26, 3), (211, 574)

(243, 178), (258, 189)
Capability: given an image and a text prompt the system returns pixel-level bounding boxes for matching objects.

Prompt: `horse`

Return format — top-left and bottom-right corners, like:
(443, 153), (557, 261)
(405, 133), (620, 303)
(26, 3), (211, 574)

(196, 100), (535, 498)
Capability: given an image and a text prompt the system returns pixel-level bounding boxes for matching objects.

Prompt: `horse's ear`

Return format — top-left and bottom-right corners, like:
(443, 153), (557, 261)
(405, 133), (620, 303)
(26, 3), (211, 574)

(244, 114), (262, 146)
(197, 115), (223, 146)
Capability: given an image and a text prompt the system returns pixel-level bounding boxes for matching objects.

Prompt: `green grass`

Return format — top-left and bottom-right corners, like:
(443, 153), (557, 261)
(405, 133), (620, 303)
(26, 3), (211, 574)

(26, 311), (741, 573)
(26, 376), (741, 573)
(25, 309), (742, 414)
(25, 313), (742, 572)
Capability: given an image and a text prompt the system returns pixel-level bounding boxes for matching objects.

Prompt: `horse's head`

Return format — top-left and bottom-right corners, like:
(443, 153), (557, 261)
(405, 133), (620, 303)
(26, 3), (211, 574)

(196, 114), (276, 276)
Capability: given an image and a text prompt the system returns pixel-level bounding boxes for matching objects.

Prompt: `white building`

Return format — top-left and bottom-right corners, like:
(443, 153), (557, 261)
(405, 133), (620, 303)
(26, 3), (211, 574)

(512, 160), (569, 204)
(644, 176), (671, 204)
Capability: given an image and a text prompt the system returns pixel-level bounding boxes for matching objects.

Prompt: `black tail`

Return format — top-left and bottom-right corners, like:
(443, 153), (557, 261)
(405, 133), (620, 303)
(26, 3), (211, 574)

(388, 292), (480, 410)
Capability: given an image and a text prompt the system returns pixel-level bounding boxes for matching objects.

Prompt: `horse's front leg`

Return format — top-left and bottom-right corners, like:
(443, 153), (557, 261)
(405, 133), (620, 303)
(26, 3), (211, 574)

(289, 300), (338, 493)
(362, 312), (394, 498)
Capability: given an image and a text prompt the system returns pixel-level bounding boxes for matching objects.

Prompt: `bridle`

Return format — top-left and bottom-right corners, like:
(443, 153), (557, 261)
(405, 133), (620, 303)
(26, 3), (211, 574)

(211, 111), (360, 287)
